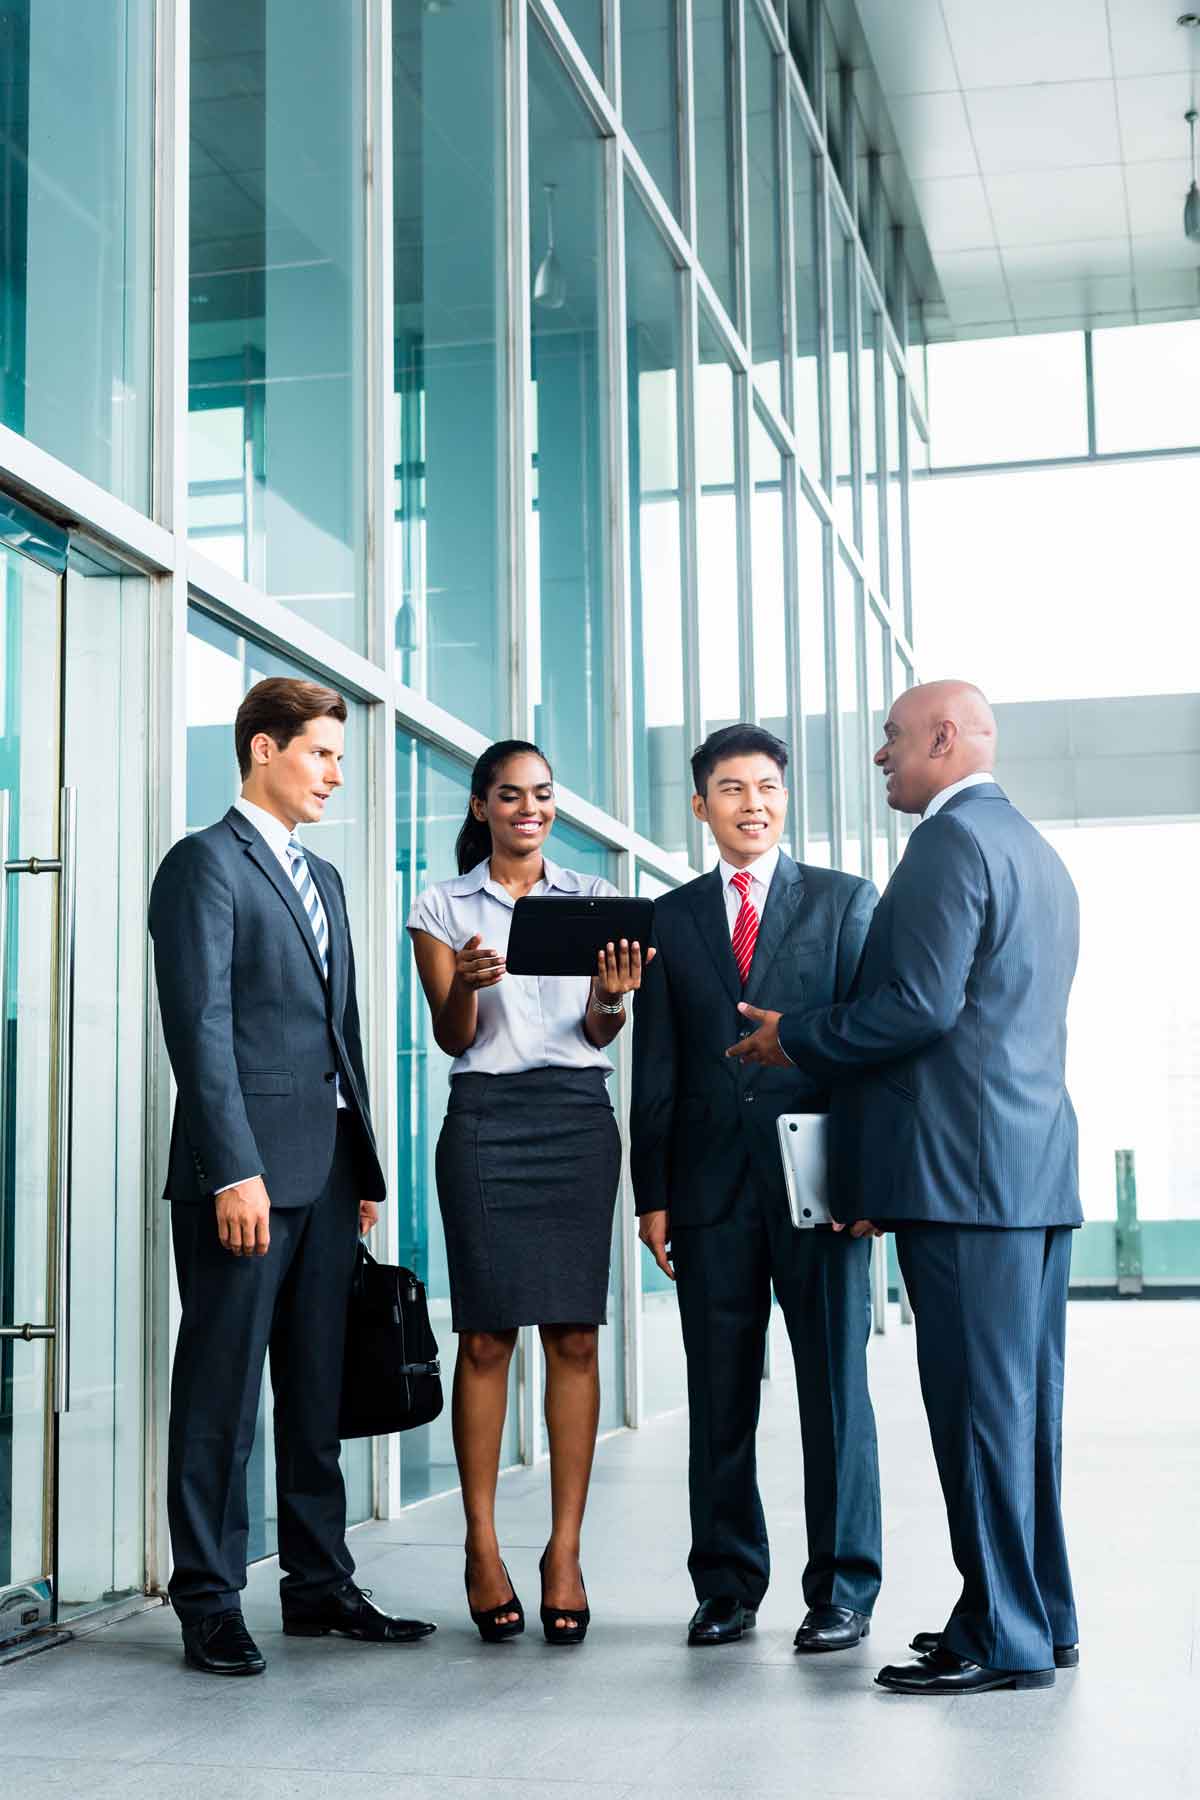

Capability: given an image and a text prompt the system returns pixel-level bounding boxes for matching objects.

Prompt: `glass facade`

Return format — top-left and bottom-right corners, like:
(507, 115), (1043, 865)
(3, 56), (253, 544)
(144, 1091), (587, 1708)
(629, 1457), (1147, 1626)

(0, 0), (923, 1636)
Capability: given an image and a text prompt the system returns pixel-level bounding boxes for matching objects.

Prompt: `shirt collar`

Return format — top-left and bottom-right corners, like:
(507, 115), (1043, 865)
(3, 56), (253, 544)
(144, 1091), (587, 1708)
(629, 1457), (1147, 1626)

(234, 795), (297, 860)
(922, 771), (994, 822)
(718, 844), (780, 894)
(448, 854), (579, 902)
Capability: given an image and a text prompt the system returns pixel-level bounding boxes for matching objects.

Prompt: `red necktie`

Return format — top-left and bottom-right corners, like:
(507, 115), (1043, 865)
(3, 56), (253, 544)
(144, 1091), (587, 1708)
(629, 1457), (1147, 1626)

(730, 869), (759, 987)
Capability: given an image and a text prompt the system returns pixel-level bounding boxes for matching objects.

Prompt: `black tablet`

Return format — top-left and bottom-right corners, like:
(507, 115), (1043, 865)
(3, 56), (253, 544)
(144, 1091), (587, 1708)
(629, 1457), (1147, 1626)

(505, 895), (655, 977)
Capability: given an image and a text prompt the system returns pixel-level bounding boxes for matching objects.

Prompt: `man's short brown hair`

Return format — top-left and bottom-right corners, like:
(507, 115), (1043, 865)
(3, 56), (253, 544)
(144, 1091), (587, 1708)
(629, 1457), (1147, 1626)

(235, 677), (348, 777)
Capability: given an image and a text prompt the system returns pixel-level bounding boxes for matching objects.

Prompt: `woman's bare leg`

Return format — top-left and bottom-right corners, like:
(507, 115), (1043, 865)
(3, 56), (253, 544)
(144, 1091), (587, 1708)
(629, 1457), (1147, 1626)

(454, 1328), (520, 1621)
(539, 1323), (600, 1631)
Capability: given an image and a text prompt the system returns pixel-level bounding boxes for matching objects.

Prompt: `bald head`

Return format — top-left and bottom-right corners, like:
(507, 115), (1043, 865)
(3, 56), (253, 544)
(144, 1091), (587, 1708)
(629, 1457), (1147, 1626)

(876, 680), (998, 817)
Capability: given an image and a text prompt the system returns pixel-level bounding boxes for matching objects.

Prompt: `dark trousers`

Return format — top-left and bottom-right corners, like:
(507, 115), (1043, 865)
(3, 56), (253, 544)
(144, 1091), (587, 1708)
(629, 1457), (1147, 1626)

(673, 1179), (882, 1613)
(167, 1114), (363, 1624)
(896, 1224), (1078, 1671)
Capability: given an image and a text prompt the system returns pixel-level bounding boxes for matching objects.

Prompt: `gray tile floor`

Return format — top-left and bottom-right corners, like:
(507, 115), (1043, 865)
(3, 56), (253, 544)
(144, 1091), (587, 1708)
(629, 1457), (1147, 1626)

(2, 1301), (1196, 1800)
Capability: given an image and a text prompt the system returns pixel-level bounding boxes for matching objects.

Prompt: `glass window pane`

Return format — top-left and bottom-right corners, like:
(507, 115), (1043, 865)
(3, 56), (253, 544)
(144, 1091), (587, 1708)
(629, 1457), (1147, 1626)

(0, 0), (153, 507)
(823, 18), (843, 177)
(395, 735), (520, 1500)
(626, 187), (688, 858)
(791, 108), (821, 477)
(189, 1), (367, 650)
(833, 552), (863, 874)
(906, 277), (927, 416)
(750, 414), (787, 744)
(926, 333), (1088, 467)
(186, 610), (373, 1541)
(746, 9), (784, 413)
(884, 355), (904, 607)
(556, 0), (604, 82)
(693, 0), (738, 322)
(865, 604), (889, 887)
(635, 867), (686, 1415)
(1092, 320), (1200, 454)
(392, 0), (506, 735)
(621, 0), (680, 216)
(697, 311), (742, 760)
(786, 0), (811, 86)
(829, 212), (854, 533)
(890, 642), (913, 853)
(860, 290), (881, 589)
(528, 22), (613, 808)
(798, 494), (832, 866)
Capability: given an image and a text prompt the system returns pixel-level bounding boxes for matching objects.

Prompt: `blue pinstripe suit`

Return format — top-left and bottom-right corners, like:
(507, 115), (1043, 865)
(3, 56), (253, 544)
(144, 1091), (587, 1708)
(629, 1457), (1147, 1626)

(780, 783), (1080, 1670)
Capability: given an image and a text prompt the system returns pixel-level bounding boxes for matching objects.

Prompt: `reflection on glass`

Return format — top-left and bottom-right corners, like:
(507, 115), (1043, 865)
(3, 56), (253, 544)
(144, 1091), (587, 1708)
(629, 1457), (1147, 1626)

(860, 293), (881, 589)
(557, 0), (604, 79)
(927, 334), (1088, 467)
(622, 0), (679, 215)
(528, 24), (613, 809)
(697, 312), (742, 752)
(189, 0), (367, 649)
(0, 0), (153, 506)
(906, 280), (927, 416)
(186, 609), (373, 1544)
(797, 495), (832, 866)
(635, 862), (688, 1415)
(1092, 320), (1200, 455)
(392, 0), (506, 736)
(395, 736), (520, 1500)
(865, 604), (889, 886)
(824, 26), (843, 178)
(884, 355), (904, 607)
(693, 0), (738, 322)
(829, 213), (854, 533)
(746, 8), (784, 413)
(791, 108), (821, 477)
(750, 414), (787, 744)
(834, 553), (864, 875)
(551, 817), (624, 1435)
(891, 644), (913, 852)
(626, 188), (688, 856)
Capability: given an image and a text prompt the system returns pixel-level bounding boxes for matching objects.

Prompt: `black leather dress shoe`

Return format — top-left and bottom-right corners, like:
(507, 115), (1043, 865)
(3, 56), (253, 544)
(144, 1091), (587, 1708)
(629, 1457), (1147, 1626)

(687, 1596), (757, 1646)
(910, 1629), (1079, 1669)
(876, 1646), (1055, 1694)
(282, 1581), (436, 1643)
(793, 1605), (870, 1654)
(182, 1610), (266, 1676)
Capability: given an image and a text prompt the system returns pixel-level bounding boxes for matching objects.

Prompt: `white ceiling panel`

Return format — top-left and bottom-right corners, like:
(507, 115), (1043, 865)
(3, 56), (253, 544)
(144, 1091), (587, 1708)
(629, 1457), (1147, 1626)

(886, 90), (977, 181)
(851, 0), (959, 97)
(945, 288), (1014, 327)
(1009, 272), (1135, 323)
(1134, 267), (1200, 311)
(1002, 238), (1134, 281)
(910, 174), (995, 252)
(939, 0), (1112, 89)
(1107, 1), (1200, 79)
(966, 81), (1121, 174)
(1131, 231), (1200, 276)
(1116, 73), (1199, 165)
(1124, 157), (1195, 235)
(935, 247), (1008, 290)
(987, 166), (1128, 247)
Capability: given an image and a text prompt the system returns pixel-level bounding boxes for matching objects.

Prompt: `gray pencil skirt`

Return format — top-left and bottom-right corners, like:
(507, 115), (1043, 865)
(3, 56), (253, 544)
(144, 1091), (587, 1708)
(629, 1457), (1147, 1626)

(435, 1067), (621, 1333)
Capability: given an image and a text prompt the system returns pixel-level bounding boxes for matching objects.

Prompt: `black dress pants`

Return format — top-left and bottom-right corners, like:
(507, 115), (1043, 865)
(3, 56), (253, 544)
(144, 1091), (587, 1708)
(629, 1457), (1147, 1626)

(673, 1177), (882, 1614)
(896, 1223), (1078, 1671)
(167, 1114), (363, 1623)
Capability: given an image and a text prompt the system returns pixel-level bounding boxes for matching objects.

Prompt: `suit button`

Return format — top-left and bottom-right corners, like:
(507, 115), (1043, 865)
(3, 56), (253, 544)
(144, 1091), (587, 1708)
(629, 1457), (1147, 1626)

(745, 1092), (756, 1103)
(324, 1071), (336, 1083)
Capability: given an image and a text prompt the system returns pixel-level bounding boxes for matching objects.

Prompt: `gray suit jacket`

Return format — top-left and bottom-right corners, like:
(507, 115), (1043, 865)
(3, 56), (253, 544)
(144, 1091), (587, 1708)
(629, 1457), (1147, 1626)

(779, 784), (1081, 1228)
(631, 853), (877, 1227)
(149, 806), (385, 1207)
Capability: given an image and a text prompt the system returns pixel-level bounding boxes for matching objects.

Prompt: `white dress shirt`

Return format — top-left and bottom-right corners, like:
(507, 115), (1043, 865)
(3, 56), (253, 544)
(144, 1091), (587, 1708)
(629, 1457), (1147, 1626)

(407, 856), (619, 1079)
(921, 771), (995, 823)
(717, 844), (780, 939)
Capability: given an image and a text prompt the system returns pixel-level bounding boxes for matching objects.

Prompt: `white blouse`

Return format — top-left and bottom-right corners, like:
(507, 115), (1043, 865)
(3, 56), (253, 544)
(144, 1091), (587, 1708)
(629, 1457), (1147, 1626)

(406, 856), (619, 1079)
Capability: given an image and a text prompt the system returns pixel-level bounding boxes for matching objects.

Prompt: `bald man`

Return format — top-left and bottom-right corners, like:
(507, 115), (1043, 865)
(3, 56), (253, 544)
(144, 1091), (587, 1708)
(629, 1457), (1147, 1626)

(730, 681), (1082, 1695)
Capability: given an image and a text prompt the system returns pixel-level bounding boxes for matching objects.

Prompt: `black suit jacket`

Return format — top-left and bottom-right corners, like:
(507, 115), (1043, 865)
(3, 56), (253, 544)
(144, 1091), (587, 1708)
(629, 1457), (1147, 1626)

(780, 784), (1082, 1228)
(630, 854), (877, 1227)
(149, 806), (385, 1207)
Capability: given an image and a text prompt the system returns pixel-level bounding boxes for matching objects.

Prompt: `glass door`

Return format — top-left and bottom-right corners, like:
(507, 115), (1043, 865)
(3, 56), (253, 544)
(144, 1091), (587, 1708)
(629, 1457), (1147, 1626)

(0, 506), (149, 1650)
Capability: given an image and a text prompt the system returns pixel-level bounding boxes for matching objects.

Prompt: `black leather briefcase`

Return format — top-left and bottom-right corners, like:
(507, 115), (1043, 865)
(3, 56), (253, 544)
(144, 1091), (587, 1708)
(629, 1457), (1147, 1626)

(338, 1243), (444, 1439)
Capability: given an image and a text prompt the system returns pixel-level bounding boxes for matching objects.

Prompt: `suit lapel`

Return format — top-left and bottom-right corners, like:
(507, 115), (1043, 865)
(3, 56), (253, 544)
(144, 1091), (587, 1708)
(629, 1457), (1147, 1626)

(742, 855), (804, 1009)
(684, 868), (740, 1005)
(226, 809), (329, 988)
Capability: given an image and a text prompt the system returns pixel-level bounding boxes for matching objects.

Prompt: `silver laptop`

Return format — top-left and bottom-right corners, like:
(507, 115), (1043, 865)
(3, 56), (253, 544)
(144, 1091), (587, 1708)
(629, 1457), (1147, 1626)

(776, 1113), (834, 1229)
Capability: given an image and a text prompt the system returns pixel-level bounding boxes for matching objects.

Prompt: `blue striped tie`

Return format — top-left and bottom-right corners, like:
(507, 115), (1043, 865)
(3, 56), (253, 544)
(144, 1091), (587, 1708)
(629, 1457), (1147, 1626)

(286, 836), (329, 981)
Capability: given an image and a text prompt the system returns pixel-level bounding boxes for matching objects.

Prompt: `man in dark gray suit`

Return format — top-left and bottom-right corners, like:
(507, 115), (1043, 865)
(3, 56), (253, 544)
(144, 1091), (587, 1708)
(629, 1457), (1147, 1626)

(632, 725), (882, 1653)
(150, 676), (435, 1675)
(732, 681), (1081, 1694)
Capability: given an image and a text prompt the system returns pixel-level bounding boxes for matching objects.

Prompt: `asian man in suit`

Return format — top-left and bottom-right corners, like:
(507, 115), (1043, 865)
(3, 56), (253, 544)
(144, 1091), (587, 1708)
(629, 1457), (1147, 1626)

(732, 681), (1081, 1694)
(149, 676), (436, 1675)
(631, 725), (882, 1653)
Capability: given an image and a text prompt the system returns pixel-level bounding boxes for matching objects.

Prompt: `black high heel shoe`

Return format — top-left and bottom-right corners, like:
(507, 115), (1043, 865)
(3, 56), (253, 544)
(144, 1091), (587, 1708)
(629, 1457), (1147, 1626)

(464, 1557), (524, 1643)
(538, 1548), (590, 1646)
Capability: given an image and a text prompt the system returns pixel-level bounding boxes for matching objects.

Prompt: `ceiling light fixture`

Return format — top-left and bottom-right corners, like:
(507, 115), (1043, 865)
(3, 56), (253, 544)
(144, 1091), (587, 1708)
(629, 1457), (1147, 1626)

(533, 183), (566, 310)
(1186, 109), (1200, 243)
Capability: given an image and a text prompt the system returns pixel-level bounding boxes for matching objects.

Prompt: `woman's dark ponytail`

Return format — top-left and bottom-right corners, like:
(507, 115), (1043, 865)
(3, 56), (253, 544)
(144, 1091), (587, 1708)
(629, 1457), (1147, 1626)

(454, 740), (552, 875)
